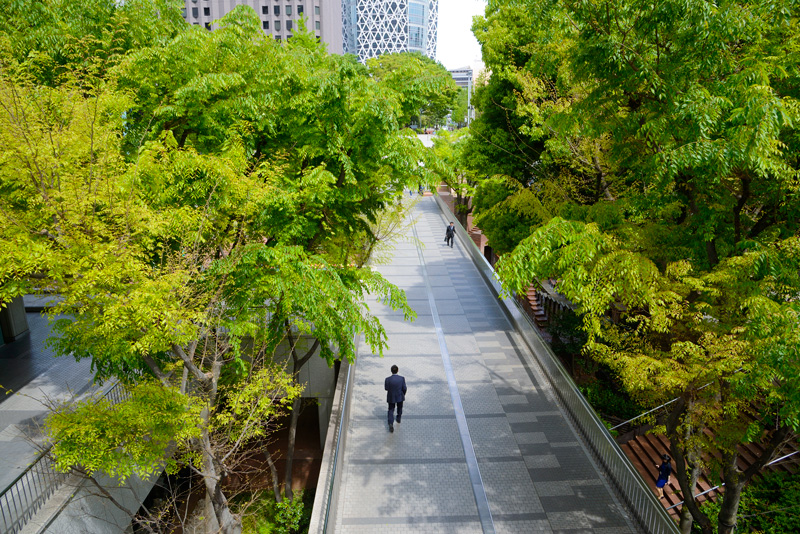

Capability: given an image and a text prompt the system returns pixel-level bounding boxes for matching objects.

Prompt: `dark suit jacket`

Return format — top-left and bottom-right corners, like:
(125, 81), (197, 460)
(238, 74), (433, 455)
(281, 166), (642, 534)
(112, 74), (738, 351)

(445, 225), (456, 238)
(385, 374), (407, 403)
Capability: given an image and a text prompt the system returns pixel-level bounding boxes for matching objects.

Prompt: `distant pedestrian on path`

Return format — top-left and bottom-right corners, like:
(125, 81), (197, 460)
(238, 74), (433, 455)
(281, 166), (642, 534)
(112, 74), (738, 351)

(385, 365), (406, 433)
(444, 221), (456, 248)
(655, 454), (672, 498)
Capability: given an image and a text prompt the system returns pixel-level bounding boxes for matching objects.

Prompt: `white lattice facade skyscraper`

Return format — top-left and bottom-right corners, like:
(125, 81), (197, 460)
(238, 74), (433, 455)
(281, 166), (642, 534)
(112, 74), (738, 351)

(342, 0), (439, 62)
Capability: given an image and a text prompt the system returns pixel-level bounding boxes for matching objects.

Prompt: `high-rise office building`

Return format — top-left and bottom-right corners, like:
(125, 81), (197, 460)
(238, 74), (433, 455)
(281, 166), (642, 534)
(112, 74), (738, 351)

(449, 67), (474, 125)
(182, 0), (343, 54)
(342, 0), (439, 62)
(448, 67), (472, 91)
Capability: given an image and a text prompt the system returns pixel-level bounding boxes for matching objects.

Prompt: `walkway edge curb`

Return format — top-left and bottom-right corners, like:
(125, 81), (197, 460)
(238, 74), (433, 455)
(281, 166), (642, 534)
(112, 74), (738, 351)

(308, 338), (357, 534)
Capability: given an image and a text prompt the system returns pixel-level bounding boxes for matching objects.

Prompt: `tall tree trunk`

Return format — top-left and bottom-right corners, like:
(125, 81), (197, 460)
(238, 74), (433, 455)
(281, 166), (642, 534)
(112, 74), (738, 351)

(705, 238), (719, 267)
(716, 487), (744, 534)
(283, 328), (320, 502)
(203, 495), (219, 534)
(717, 450), (744, 534)
(678, 457), (702, 534)
(284, 396), (302, 501)
(263, 446), (283, 503)
(198, 408), (241, 534)
(455, 191), (468, 227)
(201, 437), (241, 534)
(678, 506), (694, 534)
(716, 424), (791, 534)
(665, 396), (714, 534)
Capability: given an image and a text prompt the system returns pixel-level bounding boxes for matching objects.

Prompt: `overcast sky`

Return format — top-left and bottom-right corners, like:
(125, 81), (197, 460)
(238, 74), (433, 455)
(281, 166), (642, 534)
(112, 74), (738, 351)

(436, 0), (487, 74)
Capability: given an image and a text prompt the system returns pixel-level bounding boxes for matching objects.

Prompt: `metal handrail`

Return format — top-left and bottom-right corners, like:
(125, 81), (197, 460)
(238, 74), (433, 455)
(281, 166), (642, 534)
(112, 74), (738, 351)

(610, 398), (679, 430)
(322, 360), (353, 529)
(307, 334), (358, 534)
(0, 381), (128, 534)
(665, 450), (800, 511)
(610, 371), (741, 431)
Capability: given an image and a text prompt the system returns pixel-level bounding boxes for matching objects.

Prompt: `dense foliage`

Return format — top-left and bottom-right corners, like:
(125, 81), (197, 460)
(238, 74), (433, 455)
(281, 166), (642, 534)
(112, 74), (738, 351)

(694, 472), (800, 534)
(0, 2), (450, 532)
(366, 51), (458, 128)
(468, 1), (800, 533)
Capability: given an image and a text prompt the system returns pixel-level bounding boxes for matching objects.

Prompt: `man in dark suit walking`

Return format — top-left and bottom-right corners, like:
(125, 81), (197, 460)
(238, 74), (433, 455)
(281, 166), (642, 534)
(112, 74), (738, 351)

(444, 222), (456, 248)
(385, 365), (407, 433)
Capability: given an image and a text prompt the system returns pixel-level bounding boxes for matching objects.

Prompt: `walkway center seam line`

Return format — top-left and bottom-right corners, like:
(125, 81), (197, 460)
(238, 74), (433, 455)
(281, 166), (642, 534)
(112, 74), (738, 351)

(410, 211), (496, 534)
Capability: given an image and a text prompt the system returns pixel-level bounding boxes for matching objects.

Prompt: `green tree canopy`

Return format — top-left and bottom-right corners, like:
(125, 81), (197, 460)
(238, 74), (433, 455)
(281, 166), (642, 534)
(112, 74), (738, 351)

(0, 5), (426, 532)
(473, 2), (800, 532)
(366, 51), (459, 127)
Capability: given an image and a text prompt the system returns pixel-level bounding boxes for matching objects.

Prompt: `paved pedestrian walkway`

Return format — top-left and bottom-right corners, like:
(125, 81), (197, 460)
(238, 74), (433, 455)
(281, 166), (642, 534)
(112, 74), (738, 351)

(0, 312), (94, 491)
(333, 197), (637, 534)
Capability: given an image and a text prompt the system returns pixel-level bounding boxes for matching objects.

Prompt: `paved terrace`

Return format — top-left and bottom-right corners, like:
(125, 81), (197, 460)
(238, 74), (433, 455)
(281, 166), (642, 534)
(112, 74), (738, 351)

(0, 313), (94, 492)
(332, 197), (638, 534)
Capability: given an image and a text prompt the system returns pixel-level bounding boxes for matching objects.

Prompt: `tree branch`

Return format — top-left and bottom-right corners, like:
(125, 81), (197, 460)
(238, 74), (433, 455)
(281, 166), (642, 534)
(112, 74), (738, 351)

(742, 425), (791, 481)
(142, 354), (171, 387)
(172, 343), (207, 382)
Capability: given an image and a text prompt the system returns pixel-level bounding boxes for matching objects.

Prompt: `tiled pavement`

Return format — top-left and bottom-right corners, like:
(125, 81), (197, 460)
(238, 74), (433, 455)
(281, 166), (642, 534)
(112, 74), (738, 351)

(0, 313), (94, 491)
(333, 197), (637, 534)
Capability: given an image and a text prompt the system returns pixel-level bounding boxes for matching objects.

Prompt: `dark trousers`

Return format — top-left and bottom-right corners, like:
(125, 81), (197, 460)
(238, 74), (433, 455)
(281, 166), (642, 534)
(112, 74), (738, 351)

(388, 401), (403, 425)
(445, 235), (453, 247)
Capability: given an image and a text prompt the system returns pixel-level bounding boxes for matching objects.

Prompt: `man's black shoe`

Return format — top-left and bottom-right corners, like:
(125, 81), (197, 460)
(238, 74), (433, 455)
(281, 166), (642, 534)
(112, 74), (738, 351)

(389, 424), (394, 433)
(396, 415), (401, 423)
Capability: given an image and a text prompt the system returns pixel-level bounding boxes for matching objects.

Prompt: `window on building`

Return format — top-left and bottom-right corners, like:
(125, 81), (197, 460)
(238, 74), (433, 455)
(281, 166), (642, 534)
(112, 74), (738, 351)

(276, 36), (281, 42)
(298, 5), (303, 15)
(287, 34), (292, 40)
(273, 5), (280, 16)
(203, 7), (210, 16)
(275, 20), (281, 31)
(181, 7), (187, 17)
(262, 6), (268, 14)
(191, 7), (198, 18)
(286, 20), (292, 31)
(409, 26), (424, 49)
(285, 5), (291, 15)
(262, 20), (269, 29)
(314, 6), (320, 15)
(315, 21), (320, 30)
(409, 3), (425, 25)
(205, 22), (211, 30)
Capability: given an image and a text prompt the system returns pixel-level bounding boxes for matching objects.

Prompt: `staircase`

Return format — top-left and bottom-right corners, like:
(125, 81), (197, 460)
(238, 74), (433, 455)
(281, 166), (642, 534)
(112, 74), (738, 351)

(620, 425), (799, 518)
(526, 287), (549, 328)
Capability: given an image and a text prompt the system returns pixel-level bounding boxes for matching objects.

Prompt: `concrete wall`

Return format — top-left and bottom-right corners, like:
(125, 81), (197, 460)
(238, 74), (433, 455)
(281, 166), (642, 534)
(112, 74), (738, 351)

(24, 472), (157, 534)
(321, 0), (343, 54)
(273, 335), (339, 448)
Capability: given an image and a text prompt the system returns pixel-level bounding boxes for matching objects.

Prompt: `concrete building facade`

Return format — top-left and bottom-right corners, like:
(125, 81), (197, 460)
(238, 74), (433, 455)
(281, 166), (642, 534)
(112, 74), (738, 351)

(182, 0), (343, 54)
(449, 66), (473, 91)
(449, 66), (474, 126)
(342, 0), (439, 62)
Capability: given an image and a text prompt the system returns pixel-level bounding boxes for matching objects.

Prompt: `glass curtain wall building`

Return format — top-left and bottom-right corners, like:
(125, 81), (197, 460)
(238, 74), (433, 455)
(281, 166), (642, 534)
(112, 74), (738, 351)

(342, 0), (439, 61)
